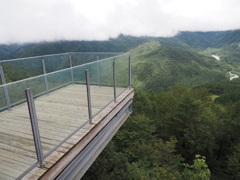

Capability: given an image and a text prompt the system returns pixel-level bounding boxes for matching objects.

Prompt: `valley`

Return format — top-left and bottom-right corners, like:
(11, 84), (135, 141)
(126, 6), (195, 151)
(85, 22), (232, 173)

(1, 29), (240, 179)
(211, 54), (220, 60)
(229, 71), (239, 80)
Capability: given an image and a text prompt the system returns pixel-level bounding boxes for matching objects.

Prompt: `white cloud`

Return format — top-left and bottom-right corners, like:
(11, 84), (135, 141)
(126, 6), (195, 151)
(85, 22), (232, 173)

(0, 0), (240, 44)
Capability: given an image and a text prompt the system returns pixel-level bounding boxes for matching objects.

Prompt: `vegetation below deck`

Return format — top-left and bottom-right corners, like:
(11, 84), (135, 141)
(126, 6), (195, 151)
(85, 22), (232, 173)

(2, 29), (240, 179)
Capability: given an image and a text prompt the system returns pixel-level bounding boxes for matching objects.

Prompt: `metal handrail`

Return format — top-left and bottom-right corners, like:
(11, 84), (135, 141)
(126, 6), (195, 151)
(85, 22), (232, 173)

(0, 53), (129, 88)
(0, 52), (125, 63)
(1, 52), (132, 179)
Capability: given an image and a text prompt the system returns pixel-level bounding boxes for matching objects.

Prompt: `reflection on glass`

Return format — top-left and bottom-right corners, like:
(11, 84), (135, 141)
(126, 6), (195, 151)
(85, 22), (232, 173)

(99, 58), (114, 87)
(0, 86), (7, 110)
(47, 70), (72, 90)
(44, 54), (70, 73)
(115, 55), (129, 96)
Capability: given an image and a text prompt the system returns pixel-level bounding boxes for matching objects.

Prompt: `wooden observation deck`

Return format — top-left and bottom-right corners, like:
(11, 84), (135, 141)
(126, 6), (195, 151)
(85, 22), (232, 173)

(0, 53), (134, 179)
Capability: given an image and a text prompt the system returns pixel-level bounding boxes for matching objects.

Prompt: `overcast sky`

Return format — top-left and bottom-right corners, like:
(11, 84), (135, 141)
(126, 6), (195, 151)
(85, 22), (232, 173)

(0, 0), (240, 44)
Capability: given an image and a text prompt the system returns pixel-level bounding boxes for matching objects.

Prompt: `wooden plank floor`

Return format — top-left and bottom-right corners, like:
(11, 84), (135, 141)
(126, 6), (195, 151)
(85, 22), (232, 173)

(0, 84), (124, 179)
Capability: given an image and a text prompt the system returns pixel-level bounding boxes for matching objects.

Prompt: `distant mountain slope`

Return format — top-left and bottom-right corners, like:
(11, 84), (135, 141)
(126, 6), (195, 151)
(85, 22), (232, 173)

(197, 78), (240, 104)
(165, 30), (240, 49)
(175, 31), (218, 48)
(1, 35), (152, 60)
(131, 41), (229, 91)
(2, 29), (240, 91)
(219, 29), (240, 44)
(0, 44), (23, 59)
(3, 29), (240, 60)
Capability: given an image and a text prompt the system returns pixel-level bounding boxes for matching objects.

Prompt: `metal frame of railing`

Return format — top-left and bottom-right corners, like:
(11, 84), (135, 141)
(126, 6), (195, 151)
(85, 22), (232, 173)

(0, 66), (11, 109)
(1, 52), (132, 178)
(0, 53), (130, 111)
(25, 88), (44, 167)
(0, 52), (124, 88)
(0, 52), (124, 63)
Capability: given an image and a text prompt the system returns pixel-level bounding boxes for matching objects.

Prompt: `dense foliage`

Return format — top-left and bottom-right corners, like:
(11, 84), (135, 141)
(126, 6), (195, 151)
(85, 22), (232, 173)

(0, 44), (22, 59)
(2, 29), (240, 179)
(198, 79), (240, 105)
(130, 41), (229, 92)
(83, 85), (240, 179)
(0, 35), (152, 60)
(0, 63), (41, 83)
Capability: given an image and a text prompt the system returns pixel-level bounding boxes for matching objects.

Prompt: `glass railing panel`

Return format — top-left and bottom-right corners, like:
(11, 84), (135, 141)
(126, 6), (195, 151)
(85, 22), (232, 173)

(71, 53), (98, 66)
(28, 76), (47, 97)
(44, 54), (70, 73)
(7, 76), (46, 106)
(35, 82), (89, 157)
(0, 57), (43, 82)
(7, 81), (28, 106)
(115, 55), (129, 96)
(47, 69), (72, 91)
(99, 57), (114, 87)
(89, 58), (114, 116)
(97, 53), (122, 60)
(0, 93), (38, 179)
(85, 63), (99, 86)
(0, 53), (125, 85)
(72, 65), (86, 84)
(0, 86), (7, 110)
(0, 52), (131, 179)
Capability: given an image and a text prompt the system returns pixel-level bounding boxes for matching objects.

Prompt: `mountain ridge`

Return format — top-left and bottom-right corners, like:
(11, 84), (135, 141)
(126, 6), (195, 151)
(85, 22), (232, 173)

(130, 41), (229, 91)
(2, 29), (240, 60)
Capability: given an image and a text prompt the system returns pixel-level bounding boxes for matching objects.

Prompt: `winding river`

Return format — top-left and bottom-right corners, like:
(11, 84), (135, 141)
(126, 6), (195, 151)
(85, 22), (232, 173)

(211, 54), (239, 80)
(229, 71), (239, 80)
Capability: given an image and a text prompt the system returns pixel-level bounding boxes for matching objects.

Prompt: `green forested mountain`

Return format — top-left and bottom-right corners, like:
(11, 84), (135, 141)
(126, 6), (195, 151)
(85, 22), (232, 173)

(83, 86), (240, 180)
(3, 29), (240, 61)
(131, 41), (229, 91)
(0, 44), (23, 59)
(197, 78), (240, 105)
(219, 29), (240, 45)
(82, 30), (240, 180)
(174, 31), (222, 48)
(0, 35), (152, 60)
(171, 29), (240, 48)
(2, 29), (240, 179)
(2, 29), (240, 54)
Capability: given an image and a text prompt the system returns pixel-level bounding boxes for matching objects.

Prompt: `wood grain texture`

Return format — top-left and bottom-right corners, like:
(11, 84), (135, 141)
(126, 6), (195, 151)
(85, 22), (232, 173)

(39, 88), (134, 180)
(0, 84), (125, 179)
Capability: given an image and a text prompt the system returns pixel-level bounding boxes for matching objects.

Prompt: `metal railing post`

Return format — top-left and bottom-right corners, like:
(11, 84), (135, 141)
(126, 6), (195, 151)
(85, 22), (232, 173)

(69, 53), (74, 82)
(113, 61), (117, 102)
(128, 56), (132, 89)
(25, 88), (44, 167)
(97, 56), (101, 87)
(85, 70), (93, 124)
(42, 59), (49, 93)
(0, 66), (11, 109)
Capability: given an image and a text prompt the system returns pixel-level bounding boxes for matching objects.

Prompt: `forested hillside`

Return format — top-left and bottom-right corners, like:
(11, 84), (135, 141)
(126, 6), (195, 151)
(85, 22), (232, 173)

(0, 44), (23, 59)
(130, 41), (229, 91)
(83, 30), (240, 180)
(198, 78), (240, 105)
(0, 35), (152, 60)
(2, 29), (240, 179)
(83, 86), (240, 179)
